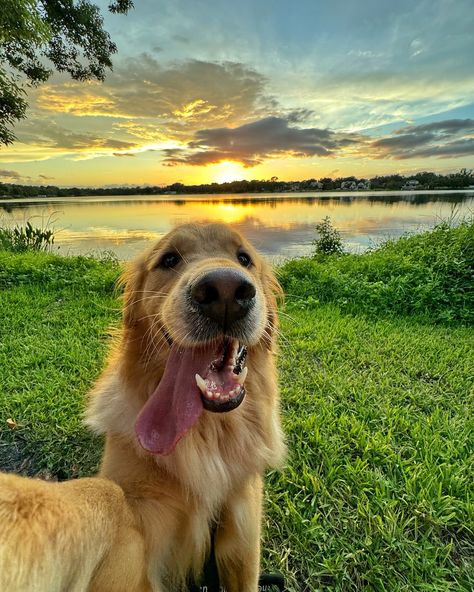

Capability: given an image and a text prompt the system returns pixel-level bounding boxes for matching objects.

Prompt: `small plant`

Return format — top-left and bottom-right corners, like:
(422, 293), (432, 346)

(312, 216), (345, 256)
(0, 221), (55, 252)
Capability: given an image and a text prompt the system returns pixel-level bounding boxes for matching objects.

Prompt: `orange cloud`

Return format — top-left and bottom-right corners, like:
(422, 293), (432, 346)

(34, 58), (272, 128)
(37, 83), (118, 117)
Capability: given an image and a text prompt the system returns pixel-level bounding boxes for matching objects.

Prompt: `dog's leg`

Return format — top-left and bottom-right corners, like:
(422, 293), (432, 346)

(214, 475), (262, 592)
(89, 522), (152, 592)
(0, 473), (151, 592)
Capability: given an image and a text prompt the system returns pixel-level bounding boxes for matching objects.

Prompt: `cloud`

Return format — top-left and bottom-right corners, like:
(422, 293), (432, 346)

(347, 49), (384, 59)
(38, 174), (55, 181)
(35, 57), (273, 130)
(405, 138), (474, 159)
(368, 118), (474, 159)
(371, 133), (435, 151)
(15, 119), (138, 154)
(163, 115), (361, 167)
(401, 119), (474, 134)
(0, 169), (22, 180)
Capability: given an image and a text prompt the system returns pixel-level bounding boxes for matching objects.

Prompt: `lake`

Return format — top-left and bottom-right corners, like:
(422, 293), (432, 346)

(1, 190), (473, 261)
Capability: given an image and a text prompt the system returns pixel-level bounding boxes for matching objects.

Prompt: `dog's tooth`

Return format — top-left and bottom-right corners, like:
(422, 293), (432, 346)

(237, 366), (248, 385)
(229, 338), (238, 361)
(195, 374), (207, 395)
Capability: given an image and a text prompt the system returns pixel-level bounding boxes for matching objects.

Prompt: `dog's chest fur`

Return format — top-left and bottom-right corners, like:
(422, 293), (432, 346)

(87, 359), (283, 589)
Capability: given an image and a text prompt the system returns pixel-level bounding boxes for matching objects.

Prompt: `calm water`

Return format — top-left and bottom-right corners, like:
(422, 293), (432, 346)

(1, 191), (473, 261)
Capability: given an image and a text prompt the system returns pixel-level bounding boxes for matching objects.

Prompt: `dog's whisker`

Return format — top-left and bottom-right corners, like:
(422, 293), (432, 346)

(130, 289), (171, 295)
(174, 246), (190, 266)
(123, 293), (169, 310)
(142, 318), (169, 367)
(276, 310), (299, 324)
(136, 311), (165, 323)
(278, 292), (311, 302)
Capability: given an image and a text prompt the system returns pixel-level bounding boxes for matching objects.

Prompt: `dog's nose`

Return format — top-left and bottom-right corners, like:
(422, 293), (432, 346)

(191, 268), (256, 329)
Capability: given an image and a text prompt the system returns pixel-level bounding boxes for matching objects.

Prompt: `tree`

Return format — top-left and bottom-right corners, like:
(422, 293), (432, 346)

(0, 0), (134, 145)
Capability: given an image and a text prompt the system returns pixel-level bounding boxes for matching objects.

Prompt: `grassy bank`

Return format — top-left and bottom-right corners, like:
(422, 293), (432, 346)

(279, 221), (473, 324)
(0, 224), (473, 590)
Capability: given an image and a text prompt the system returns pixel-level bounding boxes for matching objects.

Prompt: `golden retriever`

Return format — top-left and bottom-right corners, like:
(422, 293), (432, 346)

(0, 223), (285, 592)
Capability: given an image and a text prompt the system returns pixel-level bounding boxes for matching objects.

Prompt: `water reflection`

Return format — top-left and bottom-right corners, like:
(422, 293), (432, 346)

(1, 191), (472, 261)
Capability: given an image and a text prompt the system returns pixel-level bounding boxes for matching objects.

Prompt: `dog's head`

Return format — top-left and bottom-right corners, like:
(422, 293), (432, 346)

(121, 223), (280, 455)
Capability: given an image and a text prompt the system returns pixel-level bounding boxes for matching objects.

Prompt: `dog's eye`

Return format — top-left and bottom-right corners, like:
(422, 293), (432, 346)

(237, 252), (252, 267)
(159, 252), (181, 269)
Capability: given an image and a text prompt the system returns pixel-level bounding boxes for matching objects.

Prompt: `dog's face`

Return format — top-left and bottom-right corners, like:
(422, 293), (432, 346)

(145, 223), (269, 348)
(124, 223), (279, 455)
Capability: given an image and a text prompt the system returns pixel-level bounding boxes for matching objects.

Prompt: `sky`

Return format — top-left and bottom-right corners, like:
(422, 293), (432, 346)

(1, 0), (474, 187)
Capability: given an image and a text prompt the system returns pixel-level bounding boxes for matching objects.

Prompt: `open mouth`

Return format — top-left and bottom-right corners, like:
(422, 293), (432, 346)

(195, 338), (248, 413)
(135, 334), (249, 455)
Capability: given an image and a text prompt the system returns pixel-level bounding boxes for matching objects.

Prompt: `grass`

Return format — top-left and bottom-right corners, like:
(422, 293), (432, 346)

(265, 308), (473, 590)
(0, 224), (473, 590)
(0, 252), (119, 478)
(279, 221), (474, 324)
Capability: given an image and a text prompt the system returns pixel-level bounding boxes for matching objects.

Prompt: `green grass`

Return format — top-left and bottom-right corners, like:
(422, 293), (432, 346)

(0, 225), (473, 591)
(0, 251), (120, 478)
(265, 308), (473, 591)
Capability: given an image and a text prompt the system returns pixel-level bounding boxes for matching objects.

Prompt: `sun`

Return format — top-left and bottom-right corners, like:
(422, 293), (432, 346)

(212, 161), (246, 184)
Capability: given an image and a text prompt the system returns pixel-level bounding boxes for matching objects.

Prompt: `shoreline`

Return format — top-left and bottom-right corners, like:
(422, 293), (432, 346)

(1, 187), (474, 205)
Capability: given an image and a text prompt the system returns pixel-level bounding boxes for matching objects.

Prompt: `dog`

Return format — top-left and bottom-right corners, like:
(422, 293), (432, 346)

(0, 222), (285, 591)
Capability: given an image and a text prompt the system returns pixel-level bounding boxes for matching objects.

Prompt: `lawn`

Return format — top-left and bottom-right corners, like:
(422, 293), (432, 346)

(0, 223), (473, 591)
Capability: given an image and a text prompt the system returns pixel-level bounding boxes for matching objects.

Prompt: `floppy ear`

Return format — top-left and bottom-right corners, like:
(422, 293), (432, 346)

(261, 260), (284, 349)
(117, 256), (147, 329)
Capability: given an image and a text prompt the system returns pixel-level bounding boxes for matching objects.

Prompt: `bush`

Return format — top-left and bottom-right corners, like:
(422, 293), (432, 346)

(0, 221), (55, 252)
(312, 216), (345, 256)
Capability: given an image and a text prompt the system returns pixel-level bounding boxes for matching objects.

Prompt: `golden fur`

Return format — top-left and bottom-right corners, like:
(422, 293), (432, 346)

(0, 223), (285, 591)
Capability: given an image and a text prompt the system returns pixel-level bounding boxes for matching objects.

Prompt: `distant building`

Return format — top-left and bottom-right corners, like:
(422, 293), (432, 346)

(401, 179), (420, 190)
(309, 180), (324, 189)
(340, 181), (358, 190)
(340, 179), (371, 190)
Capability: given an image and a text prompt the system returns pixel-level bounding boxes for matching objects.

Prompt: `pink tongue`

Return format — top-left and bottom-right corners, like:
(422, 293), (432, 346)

(135, 344), (212, 455)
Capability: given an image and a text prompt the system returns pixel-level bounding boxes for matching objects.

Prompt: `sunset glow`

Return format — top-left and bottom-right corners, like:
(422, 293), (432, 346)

(212, 161), (247, 184)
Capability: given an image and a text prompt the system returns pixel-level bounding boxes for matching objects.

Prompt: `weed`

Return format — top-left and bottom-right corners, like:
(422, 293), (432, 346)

(0, 221), (55, 252)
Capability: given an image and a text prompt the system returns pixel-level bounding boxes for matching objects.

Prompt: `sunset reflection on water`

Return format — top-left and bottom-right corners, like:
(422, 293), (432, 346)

(1, 192), (472, 261)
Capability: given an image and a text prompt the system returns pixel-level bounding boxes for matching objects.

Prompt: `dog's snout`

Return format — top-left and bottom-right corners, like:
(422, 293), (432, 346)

(191, 268), (256, 328)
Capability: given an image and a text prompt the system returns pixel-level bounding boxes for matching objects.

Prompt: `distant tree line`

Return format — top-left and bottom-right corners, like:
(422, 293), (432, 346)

(1, 169), (473, 199)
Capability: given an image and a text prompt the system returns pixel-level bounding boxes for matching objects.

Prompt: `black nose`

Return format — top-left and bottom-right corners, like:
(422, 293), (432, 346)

(191, 268), (256, 329)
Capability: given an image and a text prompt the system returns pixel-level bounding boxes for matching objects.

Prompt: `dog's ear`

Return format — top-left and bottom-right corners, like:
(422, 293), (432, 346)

(118, 256), (147, 328)
(261, 260), (284, 349)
